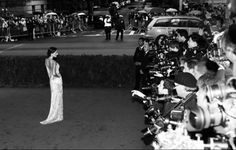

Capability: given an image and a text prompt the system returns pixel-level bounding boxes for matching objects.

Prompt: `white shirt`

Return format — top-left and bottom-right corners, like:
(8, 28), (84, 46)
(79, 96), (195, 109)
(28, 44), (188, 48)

(104, 18), (111, 27)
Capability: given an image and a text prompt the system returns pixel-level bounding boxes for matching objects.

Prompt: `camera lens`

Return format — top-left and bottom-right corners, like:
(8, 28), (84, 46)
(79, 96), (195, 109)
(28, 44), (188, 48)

(206, 84), (225, 101)
(188, 107), (205, 130)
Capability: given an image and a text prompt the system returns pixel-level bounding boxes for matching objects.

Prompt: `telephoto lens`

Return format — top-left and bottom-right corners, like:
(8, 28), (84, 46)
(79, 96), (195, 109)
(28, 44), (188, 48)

(206, 82), (236, 102)
(186, 105), (226, 131)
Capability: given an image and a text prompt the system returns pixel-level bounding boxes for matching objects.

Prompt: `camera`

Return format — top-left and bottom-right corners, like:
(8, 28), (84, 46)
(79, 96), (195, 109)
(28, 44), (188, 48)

(185, 105), (227, 131)
(185, 78), (236, 132)
(206, 79), (236, 101)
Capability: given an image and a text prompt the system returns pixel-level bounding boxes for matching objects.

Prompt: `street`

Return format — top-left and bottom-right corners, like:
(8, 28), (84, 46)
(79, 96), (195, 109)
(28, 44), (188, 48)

(0, 2), (144, 56)
(0, 88), (148, 149)
(0, 30), (143, 56)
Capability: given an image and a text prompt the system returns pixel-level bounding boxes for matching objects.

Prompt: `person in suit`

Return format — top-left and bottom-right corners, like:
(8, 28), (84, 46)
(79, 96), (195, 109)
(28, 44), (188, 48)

(133, 37), (145, 90)
(141, 38), (151, 87)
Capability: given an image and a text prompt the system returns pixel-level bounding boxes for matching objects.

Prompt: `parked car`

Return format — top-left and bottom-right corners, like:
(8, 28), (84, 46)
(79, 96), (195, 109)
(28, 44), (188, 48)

(146, 16), (204, 38)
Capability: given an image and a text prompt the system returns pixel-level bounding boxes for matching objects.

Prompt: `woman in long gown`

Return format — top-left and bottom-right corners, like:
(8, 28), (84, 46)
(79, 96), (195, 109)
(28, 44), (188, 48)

(40, 47), (63, 125)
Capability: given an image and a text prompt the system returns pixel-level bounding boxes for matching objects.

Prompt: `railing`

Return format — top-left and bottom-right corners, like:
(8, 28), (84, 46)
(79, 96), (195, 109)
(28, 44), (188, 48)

(0, 22), (88, 41)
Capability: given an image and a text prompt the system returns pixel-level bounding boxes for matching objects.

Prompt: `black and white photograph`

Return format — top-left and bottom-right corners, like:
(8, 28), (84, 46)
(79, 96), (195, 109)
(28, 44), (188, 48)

(0, 0), (236, 149)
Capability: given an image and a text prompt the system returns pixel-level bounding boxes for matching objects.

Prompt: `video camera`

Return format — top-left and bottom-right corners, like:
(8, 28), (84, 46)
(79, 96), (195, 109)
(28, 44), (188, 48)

(185, 78), (236, 137)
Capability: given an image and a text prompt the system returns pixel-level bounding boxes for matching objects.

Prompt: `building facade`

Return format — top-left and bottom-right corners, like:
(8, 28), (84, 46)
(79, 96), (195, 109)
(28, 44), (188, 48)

(47, 0), (112, 14)
(0, 0), (47, 16)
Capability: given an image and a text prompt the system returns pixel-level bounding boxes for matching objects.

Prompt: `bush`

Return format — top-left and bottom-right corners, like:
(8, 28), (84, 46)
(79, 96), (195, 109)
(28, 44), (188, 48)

(0, 55), (135, 88)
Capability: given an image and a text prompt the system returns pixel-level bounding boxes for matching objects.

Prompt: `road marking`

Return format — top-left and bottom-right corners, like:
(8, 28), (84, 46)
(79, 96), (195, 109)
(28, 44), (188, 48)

(83, 34), (103, 36)
(71, 35), (78, 37)
(140, 32), (145, 35)
(0, 44), (24, 54)
(81, 30), (146, 37)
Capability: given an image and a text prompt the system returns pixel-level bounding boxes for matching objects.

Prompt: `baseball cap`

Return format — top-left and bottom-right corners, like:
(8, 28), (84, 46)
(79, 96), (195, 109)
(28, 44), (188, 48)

(174, 72), (197, 88)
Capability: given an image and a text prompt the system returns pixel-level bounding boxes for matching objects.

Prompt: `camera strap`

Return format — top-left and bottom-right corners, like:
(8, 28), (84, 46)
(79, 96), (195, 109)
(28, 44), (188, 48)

(163, 92), (196, 118)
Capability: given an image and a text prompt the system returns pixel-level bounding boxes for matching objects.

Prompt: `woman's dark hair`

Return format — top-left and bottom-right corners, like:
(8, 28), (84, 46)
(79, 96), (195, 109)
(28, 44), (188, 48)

(139, 37), (145, 41)
(176, 29), (188, 40)
(206, 59), (219, 73)
(189, 33), (201, 44)
(47, 47), (57, 58)
(154, 34), (168, 47)
(189, 33), (209, 49)
(169, 40), (180, 49)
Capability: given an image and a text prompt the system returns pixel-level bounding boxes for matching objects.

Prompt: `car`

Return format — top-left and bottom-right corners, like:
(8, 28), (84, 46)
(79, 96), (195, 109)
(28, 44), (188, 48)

(146, 16), (204, 38)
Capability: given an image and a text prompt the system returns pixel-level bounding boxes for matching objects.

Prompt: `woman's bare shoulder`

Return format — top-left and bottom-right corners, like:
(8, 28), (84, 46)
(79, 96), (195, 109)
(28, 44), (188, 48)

(45, 58), (56, 63)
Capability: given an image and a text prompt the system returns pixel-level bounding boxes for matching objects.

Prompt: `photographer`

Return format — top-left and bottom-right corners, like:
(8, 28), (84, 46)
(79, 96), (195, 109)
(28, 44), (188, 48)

(172, 72), (198, 110)
(157, 72), (198, 121)
(166, 40), (182, 60)
(176, 29), (188, 55)
(184, 33), (208, 60)
(221, 24), (236, 76)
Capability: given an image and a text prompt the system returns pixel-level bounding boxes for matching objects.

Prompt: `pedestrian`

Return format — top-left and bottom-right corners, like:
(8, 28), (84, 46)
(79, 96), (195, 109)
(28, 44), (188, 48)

(2, 18), (9, 42)
(26, 18), (34, 40)
(115, 15), (125, 40)
(133, 37), (145, 90)
(104, 15), (112, 40)
(40, 47), (63, 125)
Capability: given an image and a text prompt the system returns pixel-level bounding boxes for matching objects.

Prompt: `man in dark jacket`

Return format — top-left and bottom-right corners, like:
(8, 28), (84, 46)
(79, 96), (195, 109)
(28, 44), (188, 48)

(140, 38), (151, 87)
(133, 37), (145, 90)
(26, 18), (35, 40)
(115, 15), (125, 40)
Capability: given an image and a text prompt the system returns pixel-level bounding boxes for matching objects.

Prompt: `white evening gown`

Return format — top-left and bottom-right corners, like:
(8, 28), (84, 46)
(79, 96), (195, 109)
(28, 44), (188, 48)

(40, 58), (63, 125)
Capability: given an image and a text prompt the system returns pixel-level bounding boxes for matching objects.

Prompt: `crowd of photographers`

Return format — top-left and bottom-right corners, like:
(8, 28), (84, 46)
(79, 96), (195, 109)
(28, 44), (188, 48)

(131, 12), (236, 149)
(0, 13), (88, 42)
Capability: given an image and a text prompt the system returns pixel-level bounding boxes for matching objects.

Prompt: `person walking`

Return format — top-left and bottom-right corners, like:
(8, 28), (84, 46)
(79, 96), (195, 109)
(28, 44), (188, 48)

(115, 15), (125, 41)
(40, 47), (63, 125)
(104, 15), (112, 40)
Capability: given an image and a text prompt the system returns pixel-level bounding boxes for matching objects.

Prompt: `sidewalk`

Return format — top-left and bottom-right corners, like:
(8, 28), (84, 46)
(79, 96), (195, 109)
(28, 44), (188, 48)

(0, 88), (147, 149)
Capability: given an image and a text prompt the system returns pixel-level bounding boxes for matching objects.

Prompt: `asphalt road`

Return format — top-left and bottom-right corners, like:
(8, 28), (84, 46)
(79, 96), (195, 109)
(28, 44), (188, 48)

(0, 1), (146, 56)
(0, 31), (142, 56)
(0, 88), (148, 149)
